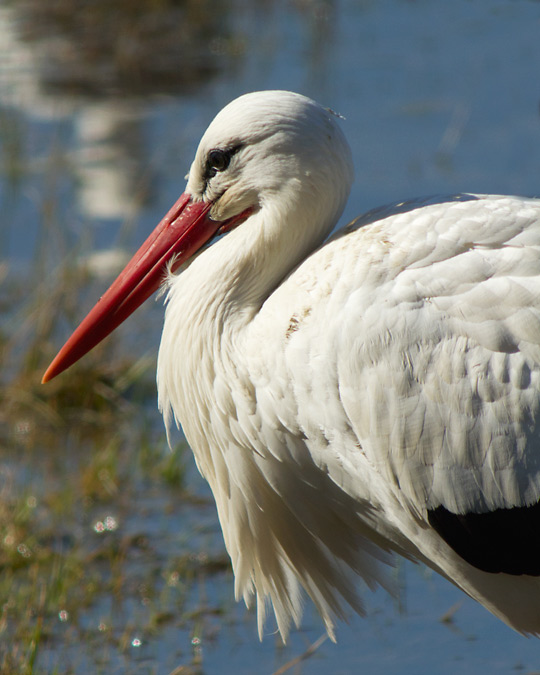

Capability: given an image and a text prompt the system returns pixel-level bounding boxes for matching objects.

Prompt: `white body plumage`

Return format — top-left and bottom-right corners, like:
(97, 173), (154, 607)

(152, 91), (540, 640)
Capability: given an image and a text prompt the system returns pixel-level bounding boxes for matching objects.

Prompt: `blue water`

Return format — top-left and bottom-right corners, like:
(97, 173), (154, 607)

(3, 0), (540, 671)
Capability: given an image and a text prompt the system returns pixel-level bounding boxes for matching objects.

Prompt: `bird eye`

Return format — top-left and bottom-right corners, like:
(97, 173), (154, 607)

(205, 145), (242, 181)
(207, 149), (232, 177)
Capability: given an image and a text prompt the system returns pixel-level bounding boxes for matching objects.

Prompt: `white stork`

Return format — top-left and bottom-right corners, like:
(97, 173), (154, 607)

(43, 90), (540, 641)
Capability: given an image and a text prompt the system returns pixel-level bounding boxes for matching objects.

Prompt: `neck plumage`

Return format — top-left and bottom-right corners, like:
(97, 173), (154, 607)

(155, 192), (393, 642)
(156, 191), (343, 469)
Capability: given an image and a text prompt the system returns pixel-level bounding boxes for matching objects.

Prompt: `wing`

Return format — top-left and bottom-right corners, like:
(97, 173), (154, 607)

(248, 194), (540, 569)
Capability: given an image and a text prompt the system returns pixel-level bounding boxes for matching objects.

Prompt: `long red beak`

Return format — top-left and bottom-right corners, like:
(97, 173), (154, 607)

(42, 192), (220, 383)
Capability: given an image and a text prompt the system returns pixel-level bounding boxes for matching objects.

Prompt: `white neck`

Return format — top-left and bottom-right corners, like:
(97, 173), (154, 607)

(154, 94), (356, 638)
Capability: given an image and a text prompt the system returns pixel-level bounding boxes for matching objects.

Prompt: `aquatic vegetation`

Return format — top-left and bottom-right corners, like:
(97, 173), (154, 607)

(0, 116), (229, 675)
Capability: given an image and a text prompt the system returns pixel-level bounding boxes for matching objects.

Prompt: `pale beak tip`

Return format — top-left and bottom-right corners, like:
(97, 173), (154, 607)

(42, 358), (62, 384)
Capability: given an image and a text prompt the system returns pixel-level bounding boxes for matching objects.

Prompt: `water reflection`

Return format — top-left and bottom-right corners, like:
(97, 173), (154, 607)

(73, 103), (144, 220)
(0, 0), (249, 239)
(5, 0), (244, 98)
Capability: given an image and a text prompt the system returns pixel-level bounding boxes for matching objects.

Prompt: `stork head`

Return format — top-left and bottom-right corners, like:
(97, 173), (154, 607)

(42, 91), (354, 382)
(187, 90), (353, 225)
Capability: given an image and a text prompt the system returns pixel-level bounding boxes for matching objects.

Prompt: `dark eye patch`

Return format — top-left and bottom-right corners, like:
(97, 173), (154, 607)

(204, 144), (242, 181)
